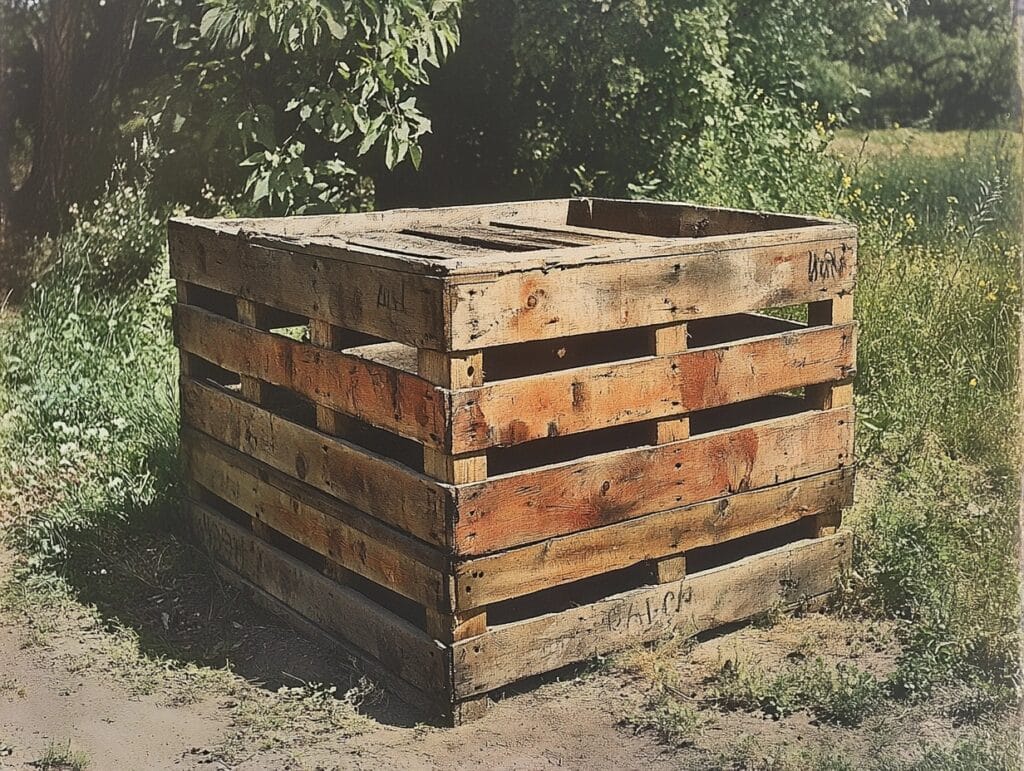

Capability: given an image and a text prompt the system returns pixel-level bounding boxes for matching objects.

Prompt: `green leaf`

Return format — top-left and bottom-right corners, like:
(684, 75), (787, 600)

(323, 10), (347, 40)
(199, 8), (220, 39)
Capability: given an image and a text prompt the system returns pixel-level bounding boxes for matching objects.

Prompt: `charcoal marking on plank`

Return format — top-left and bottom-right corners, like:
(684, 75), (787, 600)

(377, 281), (407, 312)
(603, 583), (694, 631)
(807, 243), (850, 282)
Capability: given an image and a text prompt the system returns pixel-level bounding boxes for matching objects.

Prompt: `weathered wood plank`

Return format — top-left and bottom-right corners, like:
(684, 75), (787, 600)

(454, 406), (854, 555)
(452, 467), (853, 610)
(806, 294), (856, 411)
(569, 197), (821, 238)
(182, 429), (449, 608)
(174, 303), (446, 449)
(188, 500), (448, 695)
(447, 234), (856, 348)
(168, 221), (449, 347)
(179, 378), (449, 546)
(449, 322), (856, 452)
(451, 532), (852, 697)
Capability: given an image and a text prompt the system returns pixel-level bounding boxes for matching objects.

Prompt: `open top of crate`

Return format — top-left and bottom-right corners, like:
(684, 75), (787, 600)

(170, 197), (856, 351)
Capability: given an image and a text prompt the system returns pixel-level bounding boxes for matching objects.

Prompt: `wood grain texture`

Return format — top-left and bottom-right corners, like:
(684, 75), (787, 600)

(449, 322), (856, 452)
(447, 234), (856, 348)
(451, 532), (852, 697)
(168, 221), (449, 347)
(188, 500), (448, 695)
(179, 378), (449, 546)
(452, 467), (854, 610)
(174, 303), (446, 448)
(182, 428), (448, 608)
(454, 406), (854, 555)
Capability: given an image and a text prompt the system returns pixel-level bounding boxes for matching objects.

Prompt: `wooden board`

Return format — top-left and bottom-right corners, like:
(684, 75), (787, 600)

(449, 322), (856, 452)
(188, 500), (448, 695)
(568, 197), (820, 238)
(182, 429), (449, 608)
(451, 532), (852, 697)
(169, 223), (450, 347)
(447, 233), (856, 348)
(452, 467), (853, 610)
(174, 303), (446, 449)
(453, 406), (854, 555)
(179, 377), (449, 546)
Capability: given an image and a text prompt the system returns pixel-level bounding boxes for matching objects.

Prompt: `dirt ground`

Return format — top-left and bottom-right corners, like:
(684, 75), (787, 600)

(0, 536), (1010, 771)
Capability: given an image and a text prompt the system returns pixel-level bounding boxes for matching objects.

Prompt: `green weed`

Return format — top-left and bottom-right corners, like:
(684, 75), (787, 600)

(710, 656), (885, 726)
(33, 740), (90, 771)
(625, 686), (713, 748)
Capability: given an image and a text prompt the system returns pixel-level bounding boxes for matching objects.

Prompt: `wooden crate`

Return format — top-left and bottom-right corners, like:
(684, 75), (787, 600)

(170, 197), (856, 724)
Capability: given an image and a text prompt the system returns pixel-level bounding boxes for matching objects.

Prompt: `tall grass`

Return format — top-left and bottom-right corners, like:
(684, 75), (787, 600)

(834, 131), (1021, 701)
(0, 173), (179, 573)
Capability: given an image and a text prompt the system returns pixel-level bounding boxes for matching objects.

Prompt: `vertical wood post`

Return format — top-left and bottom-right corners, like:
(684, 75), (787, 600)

(418, 348), (489, 648)
(647, 321), (690, 583)
(805, 294), (854, 538)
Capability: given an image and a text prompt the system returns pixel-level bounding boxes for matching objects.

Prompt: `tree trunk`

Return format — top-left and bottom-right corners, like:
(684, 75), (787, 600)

(16, 0), (84, 235)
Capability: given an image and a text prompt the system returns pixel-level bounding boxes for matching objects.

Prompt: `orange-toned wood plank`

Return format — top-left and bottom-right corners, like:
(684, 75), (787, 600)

(174, 303), (446, 449)
(452, 467), (853, 610)
(452, 406), (854, 555)
(449, 323), (856, 453)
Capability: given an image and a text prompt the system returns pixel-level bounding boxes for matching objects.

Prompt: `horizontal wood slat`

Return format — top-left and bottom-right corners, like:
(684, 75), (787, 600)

(454, 406), (854, 555)
(174, 303), (446, 449)
(179, 378), (449, 546)
(168, 222), (449, 347)
(450, 322), (856, 452)
(188, 500), (447, 695)
(451, 532), (852, 697)
(452, 467), (854, 611)
(448, 235), (855, 348)
(182, 429), (448, 608)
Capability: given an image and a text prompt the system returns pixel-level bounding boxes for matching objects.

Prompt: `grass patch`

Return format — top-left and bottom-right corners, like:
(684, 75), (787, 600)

(709, 656), (885, 726)
(32, 740), (90, 771)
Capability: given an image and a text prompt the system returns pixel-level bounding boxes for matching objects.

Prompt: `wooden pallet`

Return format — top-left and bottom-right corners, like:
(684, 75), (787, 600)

(170, 197), (857, 724)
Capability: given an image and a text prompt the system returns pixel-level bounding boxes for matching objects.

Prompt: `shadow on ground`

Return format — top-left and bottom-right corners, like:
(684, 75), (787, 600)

(49, 510), (428, 728)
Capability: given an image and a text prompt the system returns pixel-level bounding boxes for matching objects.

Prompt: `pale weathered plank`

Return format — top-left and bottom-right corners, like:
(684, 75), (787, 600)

(168, 221), (450, 346)
(449, 322), (856, 452)
(453, 406), (854, 555)
(174, 303), (447, 449)
(188, 500), (448, 695)
(179, 378), (450, 546)
(452, 467), (853, 610)
(451, 532), (852, 697)
(447, 233), (856, 348)
(222, 201), (849, 279)
(568, 197), (821, 238)
(182, 429), (449, 608)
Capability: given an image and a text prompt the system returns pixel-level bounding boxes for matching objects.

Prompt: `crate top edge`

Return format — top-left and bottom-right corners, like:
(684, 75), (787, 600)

(169, 197), (856, 279)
